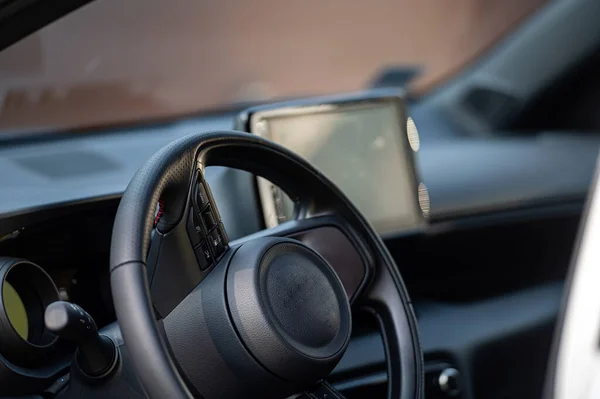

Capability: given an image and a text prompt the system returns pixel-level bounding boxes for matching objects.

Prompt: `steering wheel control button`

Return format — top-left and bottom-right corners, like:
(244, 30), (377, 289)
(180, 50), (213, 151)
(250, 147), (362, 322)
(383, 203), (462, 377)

(208, 226), (226, 257)
(218, 222), (229, 243)
(194, 241), (213, 270)
(202, 206), (217, 231)
(194, 179), (210, 210)
(226, 237), (351, 383)
(186, 208), (203, 246)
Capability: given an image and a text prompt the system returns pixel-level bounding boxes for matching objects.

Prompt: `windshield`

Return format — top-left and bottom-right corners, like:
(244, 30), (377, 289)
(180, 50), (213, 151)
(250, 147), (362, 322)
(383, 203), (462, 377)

(0, 0), (545, 133)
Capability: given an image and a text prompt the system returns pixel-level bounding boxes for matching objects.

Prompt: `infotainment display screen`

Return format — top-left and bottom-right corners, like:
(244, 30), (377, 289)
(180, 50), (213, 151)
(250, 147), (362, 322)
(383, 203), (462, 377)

(240, 93), (426, 234)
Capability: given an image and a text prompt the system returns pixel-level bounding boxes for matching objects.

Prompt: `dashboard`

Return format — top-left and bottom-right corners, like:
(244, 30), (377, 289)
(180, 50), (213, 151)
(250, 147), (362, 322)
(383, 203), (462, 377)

(0, 114), (597, 233)
(0, 93), (598, 399)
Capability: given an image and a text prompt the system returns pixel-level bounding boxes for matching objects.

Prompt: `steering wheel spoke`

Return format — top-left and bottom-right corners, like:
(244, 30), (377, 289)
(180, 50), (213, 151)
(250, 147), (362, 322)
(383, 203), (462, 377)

(146, 167), (230, 318)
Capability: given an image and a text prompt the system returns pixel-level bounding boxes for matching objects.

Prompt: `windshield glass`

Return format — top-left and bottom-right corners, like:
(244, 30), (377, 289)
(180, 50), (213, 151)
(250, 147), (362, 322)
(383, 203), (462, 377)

(0, 0), (545, 133)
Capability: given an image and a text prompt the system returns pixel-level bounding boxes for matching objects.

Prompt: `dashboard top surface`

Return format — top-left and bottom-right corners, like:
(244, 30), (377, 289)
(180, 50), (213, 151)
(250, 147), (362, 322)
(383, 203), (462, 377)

(0, 110), (598, 238)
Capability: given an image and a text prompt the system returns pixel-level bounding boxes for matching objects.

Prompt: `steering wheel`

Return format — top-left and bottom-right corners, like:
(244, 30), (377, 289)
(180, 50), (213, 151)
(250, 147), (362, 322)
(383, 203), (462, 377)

(109, 130), (423, 399)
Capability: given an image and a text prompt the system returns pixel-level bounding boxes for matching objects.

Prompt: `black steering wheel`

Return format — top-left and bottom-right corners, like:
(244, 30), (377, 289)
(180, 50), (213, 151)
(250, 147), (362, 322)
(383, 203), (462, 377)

(109, 130), (423, 399)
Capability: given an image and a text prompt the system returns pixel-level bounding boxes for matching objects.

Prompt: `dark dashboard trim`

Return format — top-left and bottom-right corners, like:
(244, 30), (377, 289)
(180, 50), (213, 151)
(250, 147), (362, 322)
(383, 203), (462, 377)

(414, 199), (583, 236)
(382, 200), (583, 241)
(428, 193), (586, 223)
(0, 194), (122, 239)
(0, 190), (584, 245)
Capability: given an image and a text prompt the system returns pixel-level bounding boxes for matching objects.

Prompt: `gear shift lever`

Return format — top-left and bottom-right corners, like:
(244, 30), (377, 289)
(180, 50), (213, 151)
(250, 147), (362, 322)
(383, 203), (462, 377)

(45, 301), (118, 380)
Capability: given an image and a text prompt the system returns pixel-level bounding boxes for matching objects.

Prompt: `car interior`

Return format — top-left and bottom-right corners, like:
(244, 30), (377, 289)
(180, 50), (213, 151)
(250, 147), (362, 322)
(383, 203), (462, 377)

(1, 0), (600, 398)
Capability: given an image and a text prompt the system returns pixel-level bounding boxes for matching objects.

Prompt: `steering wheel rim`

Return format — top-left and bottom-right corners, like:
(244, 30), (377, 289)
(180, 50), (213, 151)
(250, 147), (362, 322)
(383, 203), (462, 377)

(109, 130), (423, 398)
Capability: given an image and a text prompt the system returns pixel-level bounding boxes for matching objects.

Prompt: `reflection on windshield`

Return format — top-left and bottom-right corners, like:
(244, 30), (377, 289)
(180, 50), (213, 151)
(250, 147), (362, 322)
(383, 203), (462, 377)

(0, 0), (545, 133)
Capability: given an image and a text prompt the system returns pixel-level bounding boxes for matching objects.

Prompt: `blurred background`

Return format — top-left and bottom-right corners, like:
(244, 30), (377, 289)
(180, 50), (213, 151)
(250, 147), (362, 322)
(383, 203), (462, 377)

(0, 0), (545, 132)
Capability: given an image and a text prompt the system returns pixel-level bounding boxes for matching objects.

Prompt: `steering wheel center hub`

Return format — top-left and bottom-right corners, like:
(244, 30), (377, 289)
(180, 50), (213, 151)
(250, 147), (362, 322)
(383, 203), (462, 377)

(262, 243), (342, 350)
(226, 238), (352, 382)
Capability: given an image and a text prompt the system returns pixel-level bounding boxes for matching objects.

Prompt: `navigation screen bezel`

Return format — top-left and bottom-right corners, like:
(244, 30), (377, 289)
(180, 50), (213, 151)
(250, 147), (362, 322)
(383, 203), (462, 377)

(236, 90), (427, 233)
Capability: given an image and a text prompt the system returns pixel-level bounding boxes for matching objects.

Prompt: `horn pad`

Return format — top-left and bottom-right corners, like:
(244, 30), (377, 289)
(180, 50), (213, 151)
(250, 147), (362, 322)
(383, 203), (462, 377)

(226, 237), (352, 383)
